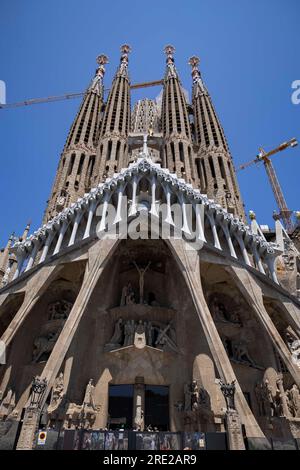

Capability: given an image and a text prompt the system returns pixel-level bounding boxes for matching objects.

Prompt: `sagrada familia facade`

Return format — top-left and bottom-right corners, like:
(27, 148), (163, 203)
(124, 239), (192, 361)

(0, 45), (300, 450)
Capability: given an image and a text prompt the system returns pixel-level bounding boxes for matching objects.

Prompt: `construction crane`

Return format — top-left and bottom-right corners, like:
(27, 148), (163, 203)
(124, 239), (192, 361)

(238, 137), (298, 232)
(0, 80), (164, 110)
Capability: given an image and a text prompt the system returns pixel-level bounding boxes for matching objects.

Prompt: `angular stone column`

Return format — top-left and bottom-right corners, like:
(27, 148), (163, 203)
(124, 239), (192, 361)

(228, 265), (300, 388)
(1, 264), (63, 348)
(167, 239), (266, 439)
(16, 238), (118, 450)
(133, 376), (145, 431)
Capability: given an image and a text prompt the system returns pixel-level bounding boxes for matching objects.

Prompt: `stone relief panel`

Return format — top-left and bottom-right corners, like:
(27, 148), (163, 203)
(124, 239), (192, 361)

(47, 375), (101, 430)
(104, 317), (178, 353)
(31, 299), (73, 363)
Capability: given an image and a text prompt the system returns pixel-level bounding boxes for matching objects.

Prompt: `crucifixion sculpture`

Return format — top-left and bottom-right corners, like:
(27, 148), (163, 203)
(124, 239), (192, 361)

(133, 261), (151, 304)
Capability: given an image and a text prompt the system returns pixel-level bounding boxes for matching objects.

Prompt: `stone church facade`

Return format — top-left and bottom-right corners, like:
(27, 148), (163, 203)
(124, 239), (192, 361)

(0, 45), (300, 450)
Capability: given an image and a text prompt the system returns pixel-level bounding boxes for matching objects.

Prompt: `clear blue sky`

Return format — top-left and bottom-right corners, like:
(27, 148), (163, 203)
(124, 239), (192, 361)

(0, 0), (299, 246)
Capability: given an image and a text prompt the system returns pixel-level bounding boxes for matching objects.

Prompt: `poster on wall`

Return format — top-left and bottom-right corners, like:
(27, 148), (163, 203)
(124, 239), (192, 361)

(183, 432), (206, 450)
(135, 433), (158, 450)
(104, 431), (128, 450)
(158, 433), (181, 450)
(81, 431), (105, 450)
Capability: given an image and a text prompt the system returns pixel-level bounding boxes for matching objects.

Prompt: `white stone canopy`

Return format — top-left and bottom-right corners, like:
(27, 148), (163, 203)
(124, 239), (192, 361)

(10, 149), (282, 285)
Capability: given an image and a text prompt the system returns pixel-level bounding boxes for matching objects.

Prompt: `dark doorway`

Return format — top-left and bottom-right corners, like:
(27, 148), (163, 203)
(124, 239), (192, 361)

(145, 385), (169, 431)
(108, 385), (134, 429)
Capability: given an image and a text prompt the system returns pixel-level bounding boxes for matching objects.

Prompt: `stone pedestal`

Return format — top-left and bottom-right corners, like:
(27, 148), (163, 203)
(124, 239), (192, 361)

(16, 407), (39, 450)
(225, 409), (246, 450)
(133, 377), (145, 431)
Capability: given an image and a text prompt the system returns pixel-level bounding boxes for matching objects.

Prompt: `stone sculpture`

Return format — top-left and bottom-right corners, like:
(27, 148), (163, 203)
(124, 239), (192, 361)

(105, 318), (178, 352)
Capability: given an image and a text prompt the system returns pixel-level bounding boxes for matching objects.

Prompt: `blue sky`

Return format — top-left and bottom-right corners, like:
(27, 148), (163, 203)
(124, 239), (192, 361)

(0, 0), (299, 246)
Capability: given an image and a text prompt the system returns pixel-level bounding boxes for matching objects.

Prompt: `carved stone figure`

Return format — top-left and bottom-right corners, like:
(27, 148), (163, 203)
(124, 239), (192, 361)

(48, 299), (73, 320)
(155, 322), (178, 353)
(232, 340), (256, 367)
(83, 379), (95, 409)
(104, 318), (178, 352)
(120, 283), (135, 306)
(32, 328), (62, 363)
(287, 384), (300, 418)
(49, 372), (64, 410)
(219, 380), (236, 410)
(105, 318), (124, 351)
(263, 379), (277, 418)
(124, 319), (135, 346)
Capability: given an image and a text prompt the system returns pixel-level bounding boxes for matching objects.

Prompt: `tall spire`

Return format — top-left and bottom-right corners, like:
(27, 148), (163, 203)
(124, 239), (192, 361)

(44, 54), (108, 222)
(161, 45), (195, 183)
(189, 56), (245, 220)
(95, 45), (132, 181)
(0, 232), (14, 285)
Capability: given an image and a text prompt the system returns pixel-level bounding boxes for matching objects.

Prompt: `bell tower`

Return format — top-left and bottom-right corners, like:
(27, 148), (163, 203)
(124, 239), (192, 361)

(189, 56), (245, 220)
(94, 45), (132, 181)
(161, 45), (194, 183)
(44, 54), (108, 222)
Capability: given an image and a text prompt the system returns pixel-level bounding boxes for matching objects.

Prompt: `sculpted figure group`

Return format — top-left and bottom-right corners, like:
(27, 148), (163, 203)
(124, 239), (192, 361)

(105, 317), (177, 352)
(255, 377), (300, 418)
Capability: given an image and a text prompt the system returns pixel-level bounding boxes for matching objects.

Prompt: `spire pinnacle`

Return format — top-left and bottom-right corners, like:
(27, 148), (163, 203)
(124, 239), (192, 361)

(188, 55), (207, 93)
(89, 54), (109, 94)
(164, 45), (175, 64)
(118, 44), (131, 77)
(163, 45), (177, 80)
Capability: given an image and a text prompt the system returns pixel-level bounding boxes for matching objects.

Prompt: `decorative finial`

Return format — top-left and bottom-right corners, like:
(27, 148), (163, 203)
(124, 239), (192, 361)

(188, 56), (201, 83)
(120, 44), (131, 60)
(119, 45), (131, 76)
(249, 210), (256, 220)
(97, 54), (109, 66)
(164, 45), (175, 64)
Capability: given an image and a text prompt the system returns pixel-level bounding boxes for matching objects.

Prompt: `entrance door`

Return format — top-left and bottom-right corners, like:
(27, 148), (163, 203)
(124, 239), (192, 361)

(108, 385), (134, 429)
(144, 385), (169, 431)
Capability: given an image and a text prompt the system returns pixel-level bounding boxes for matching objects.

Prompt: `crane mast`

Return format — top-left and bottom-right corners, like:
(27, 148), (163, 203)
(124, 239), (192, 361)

(238, 138), (298, 232)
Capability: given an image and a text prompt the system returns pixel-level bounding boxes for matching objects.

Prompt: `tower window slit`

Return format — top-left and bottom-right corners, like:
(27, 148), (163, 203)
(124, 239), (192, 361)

(107, 141), (112, 161)
(208, 156), (216, 178)
(68, 153), (76, 176)
(77, 154), (85, 175)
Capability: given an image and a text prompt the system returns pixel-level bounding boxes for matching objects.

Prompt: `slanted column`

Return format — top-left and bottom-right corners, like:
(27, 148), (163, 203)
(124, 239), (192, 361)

(12, 248), (27, 280)
(113, 183), (125, 224)
(83, 199), (97, 239)
(53, 217), (69, 255)
(39, 231), (55, 264)
(206, 210), (221, 250)
(150, 176), (158, 217)
(98, 193), (110, 232)
(15, 238), (118, 450)
(129, 175), (139, 217)
(163, 184), (174, 226)
(168, 239), (266, 439)
(264, 253), (279, 284)
(252, 241), (266, 274)
(220, 221), (237, 259)
(68, 209), (84, 247)
(25, 240), (40, 272)
(235, 233), (251, 266)
(194, 202), (206, 243)
(228, 265), (300, 389)
(178, 193), (191, 235)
